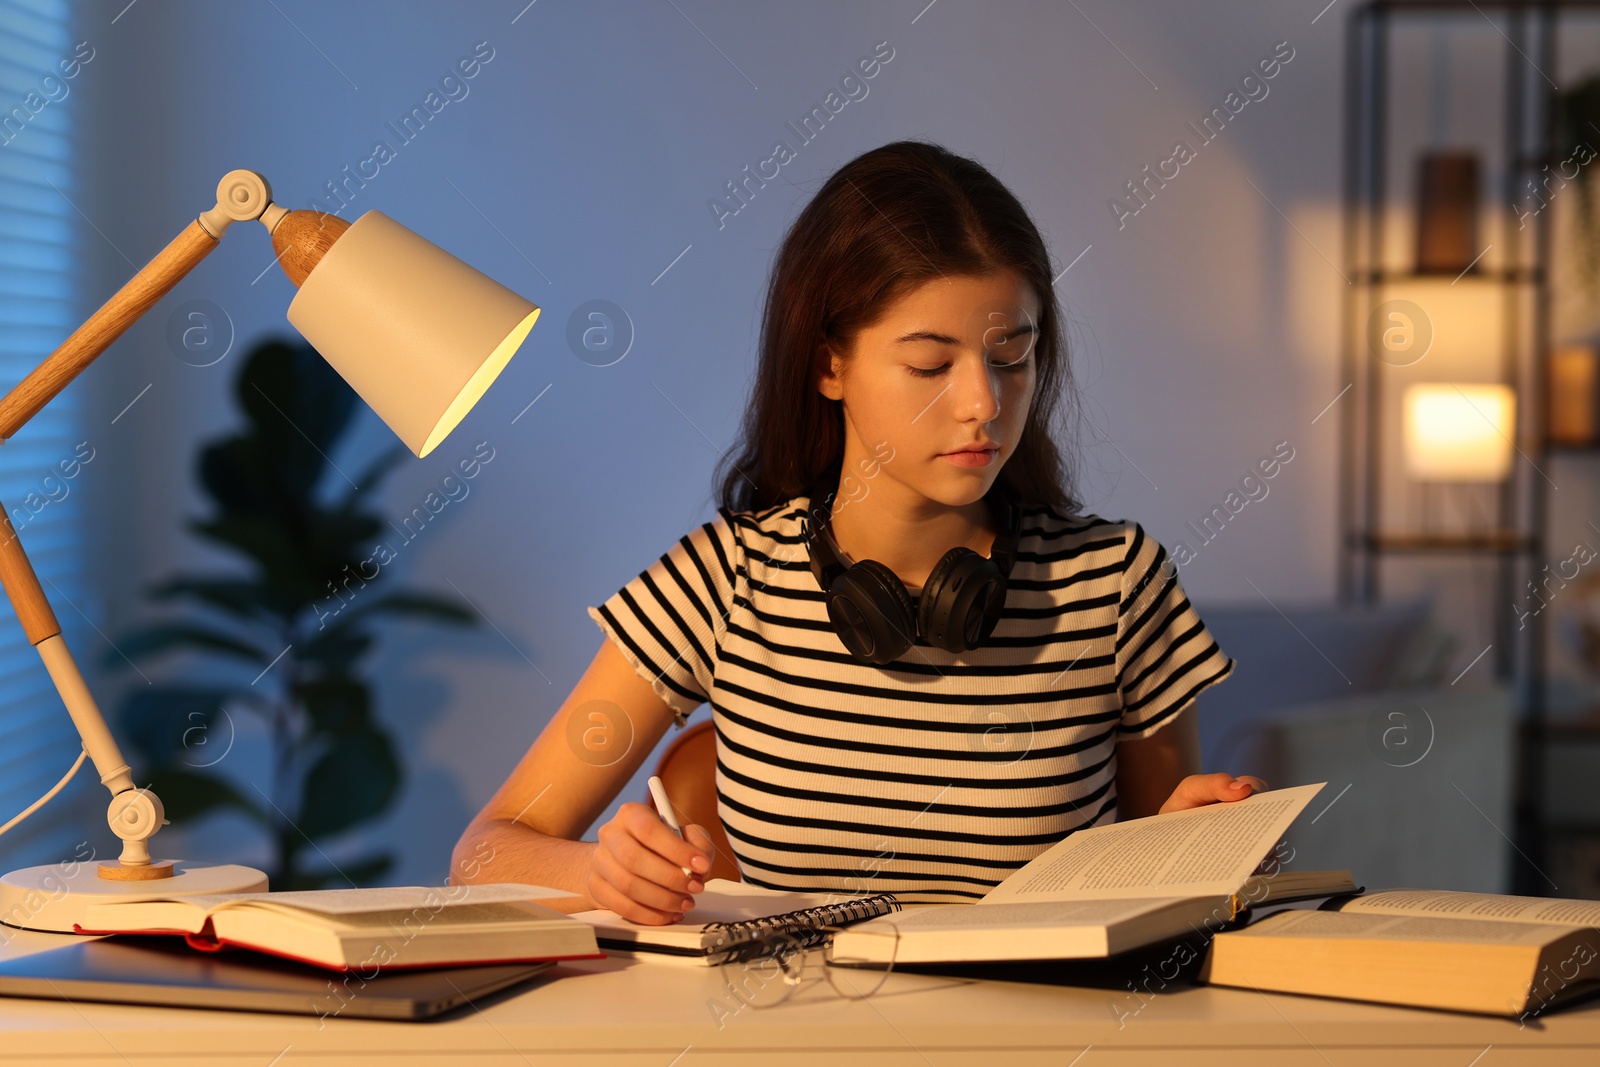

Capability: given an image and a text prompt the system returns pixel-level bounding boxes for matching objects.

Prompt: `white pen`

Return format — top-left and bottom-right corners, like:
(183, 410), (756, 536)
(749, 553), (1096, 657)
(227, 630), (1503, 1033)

(647, 775), (693, 878)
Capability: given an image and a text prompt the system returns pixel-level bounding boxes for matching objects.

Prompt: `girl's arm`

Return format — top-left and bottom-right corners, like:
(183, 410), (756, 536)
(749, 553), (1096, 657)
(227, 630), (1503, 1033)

(447, 638), (713, 924)
(1114, 705), (1268, 819)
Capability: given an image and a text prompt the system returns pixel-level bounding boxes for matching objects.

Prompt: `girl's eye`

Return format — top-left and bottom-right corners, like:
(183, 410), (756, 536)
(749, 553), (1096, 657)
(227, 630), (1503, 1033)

(907, 357), (1031, 379)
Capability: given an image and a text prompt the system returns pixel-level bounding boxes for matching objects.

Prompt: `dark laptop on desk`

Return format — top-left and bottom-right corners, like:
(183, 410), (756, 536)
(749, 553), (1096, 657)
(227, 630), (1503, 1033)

(0, 934), (555, 1021)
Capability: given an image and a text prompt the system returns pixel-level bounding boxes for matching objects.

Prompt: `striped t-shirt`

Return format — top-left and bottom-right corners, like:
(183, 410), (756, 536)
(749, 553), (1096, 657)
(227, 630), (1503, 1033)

(587, 493), (1234, 903)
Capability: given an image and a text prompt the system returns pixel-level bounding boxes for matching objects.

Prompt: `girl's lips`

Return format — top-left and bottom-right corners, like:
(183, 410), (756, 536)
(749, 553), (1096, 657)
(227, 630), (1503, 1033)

(940, 448), (998, 467)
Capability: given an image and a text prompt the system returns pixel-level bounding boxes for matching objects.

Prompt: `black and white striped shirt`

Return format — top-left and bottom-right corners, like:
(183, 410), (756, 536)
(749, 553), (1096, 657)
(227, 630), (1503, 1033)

(587, 494), (1234, 903)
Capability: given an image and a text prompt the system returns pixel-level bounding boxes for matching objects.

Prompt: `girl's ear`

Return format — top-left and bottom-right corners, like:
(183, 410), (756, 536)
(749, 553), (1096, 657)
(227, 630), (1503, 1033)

(816, 343), (845, 401)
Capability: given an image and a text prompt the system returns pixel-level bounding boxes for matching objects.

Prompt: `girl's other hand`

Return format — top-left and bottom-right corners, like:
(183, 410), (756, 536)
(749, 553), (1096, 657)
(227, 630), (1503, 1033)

(1157, 772), (1270, 815)
(586, 802), (714, 925)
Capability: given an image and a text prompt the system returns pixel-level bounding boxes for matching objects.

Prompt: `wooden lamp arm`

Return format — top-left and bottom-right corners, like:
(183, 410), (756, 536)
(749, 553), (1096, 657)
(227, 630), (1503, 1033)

(0, 170), (338, 871)
(0, 167), (300, 440)
(0, 220), (222, 441)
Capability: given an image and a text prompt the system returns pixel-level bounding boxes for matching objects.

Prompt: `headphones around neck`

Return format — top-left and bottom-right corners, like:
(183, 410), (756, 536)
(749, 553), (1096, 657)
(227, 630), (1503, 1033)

(802, 470), (1021, 666)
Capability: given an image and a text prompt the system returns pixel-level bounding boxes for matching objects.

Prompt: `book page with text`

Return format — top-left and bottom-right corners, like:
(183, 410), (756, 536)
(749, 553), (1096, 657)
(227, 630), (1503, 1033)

(193, 884), (574, 916)
(881, 897), (1188, 930)
(980, 782), (1325, 904)
(1332, 889), (1600, 929)
(1231, 908), (1575, 946)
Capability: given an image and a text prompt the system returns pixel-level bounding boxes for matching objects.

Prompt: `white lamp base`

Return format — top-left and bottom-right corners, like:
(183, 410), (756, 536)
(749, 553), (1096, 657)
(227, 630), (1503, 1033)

(0, 860), (268, 933)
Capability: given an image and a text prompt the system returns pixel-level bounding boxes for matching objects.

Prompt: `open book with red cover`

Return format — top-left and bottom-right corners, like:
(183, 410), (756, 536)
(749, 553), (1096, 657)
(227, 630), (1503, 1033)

(73, 883), (603, 973)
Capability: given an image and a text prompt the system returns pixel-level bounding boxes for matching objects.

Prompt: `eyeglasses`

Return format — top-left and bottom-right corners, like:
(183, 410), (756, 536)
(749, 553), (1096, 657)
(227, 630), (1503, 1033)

(713, 922), (901, 1009)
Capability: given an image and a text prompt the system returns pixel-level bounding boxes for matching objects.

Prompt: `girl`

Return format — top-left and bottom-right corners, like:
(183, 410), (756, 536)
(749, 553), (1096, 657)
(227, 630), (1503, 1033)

(452, 141), (1265, 924)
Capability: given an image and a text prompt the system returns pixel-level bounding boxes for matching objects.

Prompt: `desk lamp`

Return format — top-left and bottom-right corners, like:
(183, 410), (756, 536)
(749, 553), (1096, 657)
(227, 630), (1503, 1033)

(0, 170), (540, 932)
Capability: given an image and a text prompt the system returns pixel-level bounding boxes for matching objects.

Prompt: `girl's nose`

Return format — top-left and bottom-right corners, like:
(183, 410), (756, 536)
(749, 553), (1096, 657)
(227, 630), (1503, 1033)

(958, 358), (1003, 420)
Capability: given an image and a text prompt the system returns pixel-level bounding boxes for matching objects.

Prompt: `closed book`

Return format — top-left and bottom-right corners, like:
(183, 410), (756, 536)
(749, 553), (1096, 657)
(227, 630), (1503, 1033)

(73, 883), (602, 973)
(1201, 888), (1600, 1017)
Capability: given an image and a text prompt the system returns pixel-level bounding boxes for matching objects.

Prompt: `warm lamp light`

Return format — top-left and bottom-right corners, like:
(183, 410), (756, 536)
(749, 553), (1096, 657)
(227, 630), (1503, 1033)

(285, 210), (539, 458)
(1402, 382), (1516, 482)
(0, 170), (539, 932)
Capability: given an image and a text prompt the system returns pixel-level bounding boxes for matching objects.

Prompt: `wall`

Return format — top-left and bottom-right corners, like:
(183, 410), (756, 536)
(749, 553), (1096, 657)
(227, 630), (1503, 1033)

(33, 0), (1563, 886)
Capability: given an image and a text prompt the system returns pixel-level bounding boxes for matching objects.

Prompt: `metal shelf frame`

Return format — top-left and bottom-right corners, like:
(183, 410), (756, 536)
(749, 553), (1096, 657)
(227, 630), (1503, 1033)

(1337, 0), (1579, 895)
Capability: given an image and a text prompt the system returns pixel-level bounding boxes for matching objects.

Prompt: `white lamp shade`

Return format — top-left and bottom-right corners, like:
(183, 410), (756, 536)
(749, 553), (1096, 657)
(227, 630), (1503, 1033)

(1402, 382), (1516, 482)
(286, 210), (540, 458)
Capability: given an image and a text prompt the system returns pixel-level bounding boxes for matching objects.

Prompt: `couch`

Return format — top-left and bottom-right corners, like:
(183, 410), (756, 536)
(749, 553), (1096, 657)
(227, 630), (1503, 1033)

(1192, 599), (1516, 893)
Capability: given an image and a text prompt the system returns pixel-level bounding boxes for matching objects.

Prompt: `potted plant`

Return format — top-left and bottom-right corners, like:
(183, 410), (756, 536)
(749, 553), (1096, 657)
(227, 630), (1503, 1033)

(105, 337), (477, 890)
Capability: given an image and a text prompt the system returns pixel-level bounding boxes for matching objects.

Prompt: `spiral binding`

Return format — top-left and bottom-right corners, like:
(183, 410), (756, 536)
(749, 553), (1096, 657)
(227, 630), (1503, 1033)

(703, 892), (901, 962)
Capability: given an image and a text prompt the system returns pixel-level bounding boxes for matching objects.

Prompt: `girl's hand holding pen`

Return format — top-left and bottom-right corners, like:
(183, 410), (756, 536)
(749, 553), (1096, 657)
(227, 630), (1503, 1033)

(585, 787), (714, 925)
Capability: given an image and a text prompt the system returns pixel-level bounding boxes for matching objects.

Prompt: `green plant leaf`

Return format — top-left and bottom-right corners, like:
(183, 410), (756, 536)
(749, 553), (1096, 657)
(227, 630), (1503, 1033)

(118, 686), (238, 765)
(196, 436), (283, 524)
(236, 339), (358, 503)
(188, 514), (307, 586)
(188, 510), (388, 610)
(341, 591), (478, 628)
(105, 623), (270, 671)
(301, 507), (385, 570)
(148, 576), (294, 624)
(296, 727), (400, 840)
(294, 677), (370, 737)
(298, 624), (373, 674)
(143, 766), (270, 829)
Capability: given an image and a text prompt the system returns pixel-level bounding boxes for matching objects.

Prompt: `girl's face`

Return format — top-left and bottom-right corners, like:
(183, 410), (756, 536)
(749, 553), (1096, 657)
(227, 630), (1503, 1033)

(817, 269), (1039, 511)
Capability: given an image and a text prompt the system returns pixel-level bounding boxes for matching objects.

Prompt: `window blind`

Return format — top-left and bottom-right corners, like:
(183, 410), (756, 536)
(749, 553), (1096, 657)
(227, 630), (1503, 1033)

(0, 0), (89, 852)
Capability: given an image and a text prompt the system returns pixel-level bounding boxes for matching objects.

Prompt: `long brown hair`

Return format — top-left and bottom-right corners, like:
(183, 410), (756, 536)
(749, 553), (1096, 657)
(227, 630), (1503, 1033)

(714, 140), (1081, 516)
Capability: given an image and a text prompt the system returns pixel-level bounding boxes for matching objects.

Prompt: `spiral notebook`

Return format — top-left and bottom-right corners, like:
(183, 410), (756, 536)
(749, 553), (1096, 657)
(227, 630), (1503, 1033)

(569, 879), (901, 964)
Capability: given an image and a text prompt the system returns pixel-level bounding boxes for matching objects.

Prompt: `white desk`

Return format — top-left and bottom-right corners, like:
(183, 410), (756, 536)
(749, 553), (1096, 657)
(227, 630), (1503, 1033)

(2, 925), (1598, 1066)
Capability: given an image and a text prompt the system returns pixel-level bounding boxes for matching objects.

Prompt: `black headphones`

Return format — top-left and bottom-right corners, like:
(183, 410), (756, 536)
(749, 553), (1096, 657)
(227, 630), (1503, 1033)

(802, 469), (1021, 665)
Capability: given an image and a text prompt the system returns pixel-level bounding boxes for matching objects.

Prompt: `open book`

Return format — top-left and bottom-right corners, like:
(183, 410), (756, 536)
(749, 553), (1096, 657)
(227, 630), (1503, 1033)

(73, 884), (603, 973)
(829, 782), (1352, 965)
(1201, 888), (1600, 1017)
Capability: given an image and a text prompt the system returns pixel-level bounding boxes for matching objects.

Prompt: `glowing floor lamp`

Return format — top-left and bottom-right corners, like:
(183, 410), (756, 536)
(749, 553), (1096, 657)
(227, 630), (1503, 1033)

(0, 170), (540, 932)
(1402, 382), (1516, 534)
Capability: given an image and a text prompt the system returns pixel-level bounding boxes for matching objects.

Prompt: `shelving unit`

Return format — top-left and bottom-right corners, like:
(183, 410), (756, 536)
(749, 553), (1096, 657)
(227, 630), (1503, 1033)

(1338, 0), (1583, 895)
